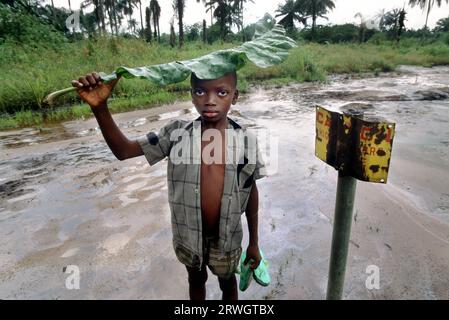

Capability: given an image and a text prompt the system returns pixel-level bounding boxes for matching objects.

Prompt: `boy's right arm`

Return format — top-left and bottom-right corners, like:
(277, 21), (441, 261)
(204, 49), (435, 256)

(72, 72), (143, 161)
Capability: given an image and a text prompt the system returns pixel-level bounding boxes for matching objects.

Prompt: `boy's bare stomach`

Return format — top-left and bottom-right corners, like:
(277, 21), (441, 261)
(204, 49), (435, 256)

(201, 163), (225, 238)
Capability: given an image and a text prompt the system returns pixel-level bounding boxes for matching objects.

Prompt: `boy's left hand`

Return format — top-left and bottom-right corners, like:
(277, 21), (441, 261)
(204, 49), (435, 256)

(245, 244), (262, 270)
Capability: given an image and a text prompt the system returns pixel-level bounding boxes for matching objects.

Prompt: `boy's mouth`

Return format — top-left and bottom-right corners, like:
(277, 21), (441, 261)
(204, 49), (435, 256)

(202, 110), (219, 118)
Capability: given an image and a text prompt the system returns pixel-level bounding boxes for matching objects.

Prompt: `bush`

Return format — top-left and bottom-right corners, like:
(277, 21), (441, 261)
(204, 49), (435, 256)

(367, 32), (388, 45)
(0, 4), (67, 49)
(439, 32), (449, 45)
(300, 24), (361, 44)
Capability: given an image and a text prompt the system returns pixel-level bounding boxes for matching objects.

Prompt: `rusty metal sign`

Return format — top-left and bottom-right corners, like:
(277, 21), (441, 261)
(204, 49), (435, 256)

(315, 106), (396, 183)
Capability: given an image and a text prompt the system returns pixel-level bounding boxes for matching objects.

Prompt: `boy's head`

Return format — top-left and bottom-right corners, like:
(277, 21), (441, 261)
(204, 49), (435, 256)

(190, 71), (239, 124)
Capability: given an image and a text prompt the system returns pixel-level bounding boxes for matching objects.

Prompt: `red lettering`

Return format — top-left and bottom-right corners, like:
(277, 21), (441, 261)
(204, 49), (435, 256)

(317, 112), (324, 124)
(361, 145), (368, 155)
(385, 128), (392, 143)
(360, 127), (370, 141)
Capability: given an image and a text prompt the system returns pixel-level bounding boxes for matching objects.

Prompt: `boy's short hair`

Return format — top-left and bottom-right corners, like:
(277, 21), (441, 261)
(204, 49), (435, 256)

(190, 70), (238, 89)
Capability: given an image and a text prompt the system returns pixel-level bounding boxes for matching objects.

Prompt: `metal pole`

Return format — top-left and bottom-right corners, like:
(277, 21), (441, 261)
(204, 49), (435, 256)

(326, 171), (357, 300)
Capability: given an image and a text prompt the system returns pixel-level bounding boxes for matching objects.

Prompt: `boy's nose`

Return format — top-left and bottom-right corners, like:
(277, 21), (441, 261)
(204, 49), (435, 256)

(205, 93), (217, 106)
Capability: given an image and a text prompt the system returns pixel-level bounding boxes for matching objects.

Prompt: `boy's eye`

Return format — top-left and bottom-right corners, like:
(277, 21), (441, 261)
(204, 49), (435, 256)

(218, 90), (228, 97)
(193, 89), (205, 96)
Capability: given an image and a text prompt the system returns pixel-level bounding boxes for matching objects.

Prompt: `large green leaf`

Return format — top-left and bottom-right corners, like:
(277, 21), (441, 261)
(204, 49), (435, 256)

(99, 24), (297, 84)
(44, 18), (296, 104)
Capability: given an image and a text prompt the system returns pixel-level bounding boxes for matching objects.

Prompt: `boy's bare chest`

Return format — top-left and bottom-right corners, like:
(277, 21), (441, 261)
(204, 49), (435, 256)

(200, 136), (226, 234)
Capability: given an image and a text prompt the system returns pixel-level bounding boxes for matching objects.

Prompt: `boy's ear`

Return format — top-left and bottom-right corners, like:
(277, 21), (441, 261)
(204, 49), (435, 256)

(232, 89), (239, 105)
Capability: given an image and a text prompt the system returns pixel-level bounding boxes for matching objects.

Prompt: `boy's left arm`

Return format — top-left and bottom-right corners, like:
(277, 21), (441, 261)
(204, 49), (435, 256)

(245, 181), (262, 269)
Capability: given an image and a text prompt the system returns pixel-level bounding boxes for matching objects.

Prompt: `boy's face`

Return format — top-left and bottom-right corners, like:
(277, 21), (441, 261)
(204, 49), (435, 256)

(190, 72), (239, 124)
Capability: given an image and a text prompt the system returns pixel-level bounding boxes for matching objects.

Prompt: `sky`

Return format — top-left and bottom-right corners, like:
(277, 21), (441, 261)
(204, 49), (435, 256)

(53, 0), (449, 33)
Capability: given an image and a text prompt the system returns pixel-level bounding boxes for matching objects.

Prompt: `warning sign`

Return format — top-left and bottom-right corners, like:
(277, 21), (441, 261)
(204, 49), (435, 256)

(315, 106), (396, 183)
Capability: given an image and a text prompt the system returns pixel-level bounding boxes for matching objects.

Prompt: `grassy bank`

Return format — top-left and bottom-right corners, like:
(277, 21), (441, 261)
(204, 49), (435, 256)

(1, 37), (449, 130)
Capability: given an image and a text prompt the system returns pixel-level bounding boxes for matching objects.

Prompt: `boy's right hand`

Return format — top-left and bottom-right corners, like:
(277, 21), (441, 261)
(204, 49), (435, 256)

(71, 72), (120, 108)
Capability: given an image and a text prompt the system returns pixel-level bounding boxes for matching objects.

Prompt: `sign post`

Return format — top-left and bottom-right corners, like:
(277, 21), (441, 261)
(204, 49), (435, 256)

(326, 172), (357, 300)
(315, 106), (396, 300)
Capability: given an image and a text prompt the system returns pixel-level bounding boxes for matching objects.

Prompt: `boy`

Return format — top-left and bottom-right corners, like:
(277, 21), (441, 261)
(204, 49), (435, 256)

(71, 70), (265, 300)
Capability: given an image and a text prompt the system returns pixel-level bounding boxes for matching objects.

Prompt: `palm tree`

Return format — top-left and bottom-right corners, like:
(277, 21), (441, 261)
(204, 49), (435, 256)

(275, 0), (308, 33)
(374, 9), (386, 30)
(103, 0), (115, 34)
(81, 0), (106, 35)
(202, 18), (207, 43)
(98, 0), (106, 34)
(381, 8), (407, 42)
(435, 16), (449, 31)
(104, 0), (120, 35)
(173, 0), (186, 47)
(409, 0), (449, 30)
(150, 0), (161, 42)
(119, 0), (137, 33)
(354, 12), (367, 43)
(305, 0), (335, 39)
(215, 0), (232, 40)
(233, 0), (253, 31)
(205, 0), (236, 40)
(68, 0), (74, 34)
(397, 9), (406, 42)
(170, 17), (177, 47)
(197, 0), (214, 26)
(128, 18), (138, 34)
(138, 0), (144, 35)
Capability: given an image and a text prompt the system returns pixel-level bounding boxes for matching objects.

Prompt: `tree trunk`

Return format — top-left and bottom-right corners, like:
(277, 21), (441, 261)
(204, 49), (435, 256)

(50, 0), (56, 25)
(170, 23), (176, 48)
(241, 0), (245, 41)
(98, 0), (106, 34)
(127, 2), (133, 30)
(92, 0), (102, 36)
(139, 0), (144, 36)
(312, 14), (316, 39)
(240, 0), (243, 26)
(106, 5), (114, 35)
(424, 0), (431, 30)
(240, 0), (245, 42)
(157, 18), (160, 42)
(210, 4), (214, 26)
(178, 0), (184, 48)
(152, 12), (157, 39)
(145, 6), (152, 42)
(202, 19), (207, 43)
(112, 0), (119, 35)
(312, 0), (317, 40)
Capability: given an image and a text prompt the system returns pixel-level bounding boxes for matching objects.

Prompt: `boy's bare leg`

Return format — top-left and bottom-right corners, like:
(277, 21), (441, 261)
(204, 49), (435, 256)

(218, 275), (238, 300)
(186, 265), (208, 300)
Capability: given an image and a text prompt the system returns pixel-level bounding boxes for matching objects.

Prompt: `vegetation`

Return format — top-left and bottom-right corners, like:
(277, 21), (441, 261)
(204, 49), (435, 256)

(1, 0), (449, 130)
(276, 0), (335, 39)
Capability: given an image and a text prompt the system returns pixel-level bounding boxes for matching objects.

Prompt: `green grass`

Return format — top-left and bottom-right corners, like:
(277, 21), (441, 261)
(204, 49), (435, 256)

(1, 37), (449, 130)
(0, 91), (190, 130)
